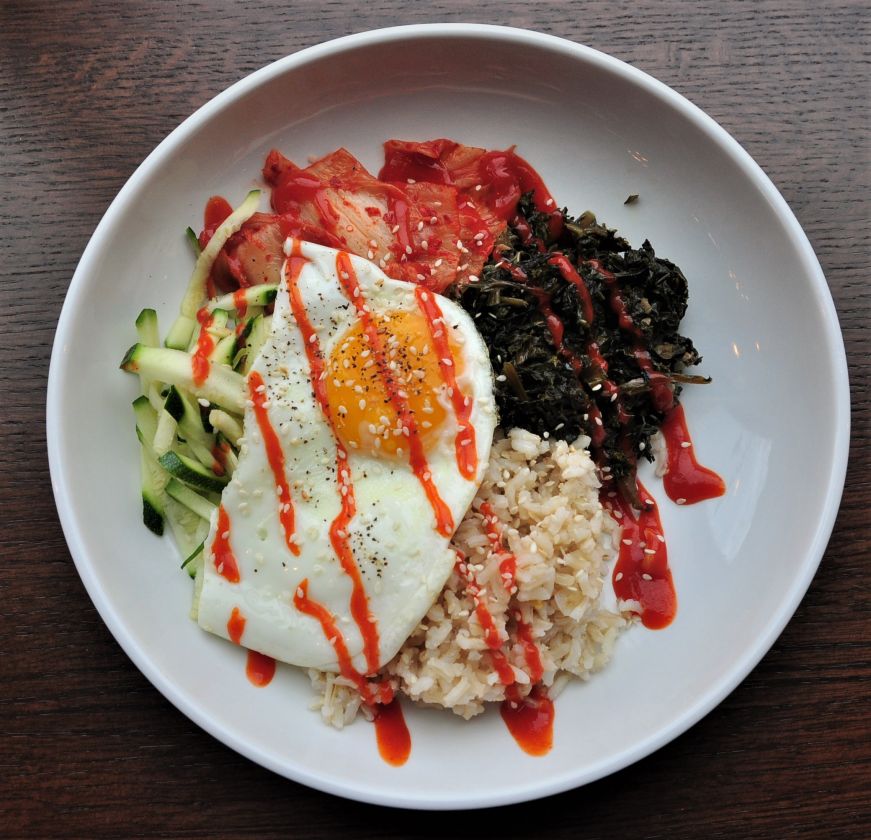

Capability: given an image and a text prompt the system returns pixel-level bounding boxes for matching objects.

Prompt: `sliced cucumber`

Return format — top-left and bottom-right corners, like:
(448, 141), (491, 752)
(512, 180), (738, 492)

(208, 308), (230, 332)
(180, 190), (261, 318)
(140, 446), (165, 536)
(191, 550), (206, 610)
(164, 314), (195, 350)
(209, 284), (278, 313)
(186, 436), (224, 475)
(210, 332), (237, 366)
(135, 308), (159, 347)
(164, 497), (209, 578)
(134, 309), (160, 393)
(158, 450), (229, 494)
(182, 540), (205, 571)
(208, 409), (243, 446)
(153, 409), (178, 457)
(239, 314), (271, 374)
(185, 226), (202, 257)
(134, 396), (169, 535)
(166, 477), (217, 521)
(132, 395), (158, 443)
(215, 434), (239, 474)
(120, 344), (246, 414)
(164, 386), (210, 445)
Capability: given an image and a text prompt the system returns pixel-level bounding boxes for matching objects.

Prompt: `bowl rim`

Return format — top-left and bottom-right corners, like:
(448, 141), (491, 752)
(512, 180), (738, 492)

(46, 23), (850, 810)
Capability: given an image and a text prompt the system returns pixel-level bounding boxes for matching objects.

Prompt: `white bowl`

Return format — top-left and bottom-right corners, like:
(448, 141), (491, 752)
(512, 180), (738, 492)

(47, 24), (849, 809)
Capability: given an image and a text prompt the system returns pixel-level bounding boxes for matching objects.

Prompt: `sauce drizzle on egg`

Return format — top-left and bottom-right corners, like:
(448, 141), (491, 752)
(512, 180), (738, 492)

(292, 579), (392, 704)
(227, 606), (246, 643)
(284, 241), (382, 673)
(413, 286), (478, 480)
(212, 505), (241, 583)
(335, 251), (454, 537)
(247, 370), (301, 557)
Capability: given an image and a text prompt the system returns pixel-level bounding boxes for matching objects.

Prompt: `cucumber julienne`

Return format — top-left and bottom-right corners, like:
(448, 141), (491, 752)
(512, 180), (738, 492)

(159, 450), (229, 495)
(120, 344), (246, 414)
(121, 189), (260, 565)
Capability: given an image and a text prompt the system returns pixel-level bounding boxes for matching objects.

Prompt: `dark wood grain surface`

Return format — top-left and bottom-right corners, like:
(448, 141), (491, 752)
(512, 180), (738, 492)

(1, 0), (868, 836)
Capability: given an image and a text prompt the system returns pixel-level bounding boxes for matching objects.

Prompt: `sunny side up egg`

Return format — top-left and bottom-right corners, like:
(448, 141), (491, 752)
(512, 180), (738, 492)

(194, 239), (497, 694)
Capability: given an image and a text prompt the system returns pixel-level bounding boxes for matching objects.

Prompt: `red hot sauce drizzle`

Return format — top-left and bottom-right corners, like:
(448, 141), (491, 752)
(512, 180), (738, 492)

(413, 286), (478, 480)
(454, 550), (516, 686)
(247, 369), (300, 557)
(246, 651), (276, 687)
(373, 699), (412, 767)
(292, 579), (392, 706)
(212, 505), (241, 583)
(227, 606), (246, 643)
(284, 241), (381, 674)
(474, 504), (554, 755)
(226, 607), (276, 686)
(335, 251), (454, 537)
(660, 403), (727, 504)
(232, 288), (249, 319)
(587, 258), (674, 413)
(500, 686), (555, 757)
(480, 149), (564, 240)
(603, 482), (676, 630)
(191, 307), (215, 386)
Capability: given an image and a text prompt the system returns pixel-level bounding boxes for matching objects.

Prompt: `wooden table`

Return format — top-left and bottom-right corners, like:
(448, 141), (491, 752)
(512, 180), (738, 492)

(2, 1), (868, 835)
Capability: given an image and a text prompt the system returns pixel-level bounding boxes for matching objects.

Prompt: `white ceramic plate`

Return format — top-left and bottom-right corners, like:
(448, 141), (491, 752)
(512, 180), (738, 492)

(47, 24), (849, 809)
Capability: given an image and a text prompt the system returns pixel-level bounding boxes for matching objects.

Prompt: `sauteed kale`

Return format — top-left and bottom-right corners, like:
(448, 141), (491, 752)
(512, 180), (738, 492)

(450, 195), (709, 494)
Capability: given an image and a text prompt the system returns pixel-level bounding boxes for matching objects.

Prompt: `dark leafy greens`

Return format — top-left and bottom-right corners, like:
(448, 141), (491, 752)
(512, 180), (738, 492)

(449, 194), (709, 499)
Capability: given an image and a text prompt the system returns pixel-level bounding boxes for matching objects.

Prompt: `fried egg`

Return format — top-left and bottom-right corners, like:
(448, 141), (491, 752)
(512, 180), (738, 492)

(195, 239), (497, 678)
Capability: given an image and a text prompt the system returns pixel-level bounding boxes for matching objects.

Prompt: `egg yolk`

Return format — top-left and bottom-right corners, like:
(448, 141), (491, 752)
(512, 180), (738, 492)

(325, 310), (463, 458)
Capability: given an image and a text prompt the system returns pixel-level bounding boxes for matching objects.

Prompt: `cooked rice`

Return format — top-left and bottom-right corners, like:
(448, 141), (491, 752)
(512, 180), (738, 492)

(308, 427), (630, 728)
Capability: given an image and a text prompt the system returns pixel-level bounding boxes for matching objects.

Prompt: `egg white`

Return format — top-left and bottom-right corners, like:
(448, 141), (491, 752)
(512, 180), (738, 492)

(195, 240), (497, 673)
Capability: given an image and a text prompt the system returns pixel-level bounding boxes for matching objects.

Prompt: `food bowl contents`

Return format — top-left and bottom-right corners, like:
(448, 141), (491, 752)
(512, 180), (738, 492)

(119, 137), (723, 763)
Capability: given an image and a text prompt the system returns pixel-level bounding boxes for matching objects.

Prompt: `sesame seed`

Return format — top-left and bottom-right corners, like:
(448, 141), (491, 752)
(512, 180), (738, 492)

(417, 220), (424, 231)
(405, 245), (413, 255)
(615, 572), (624, 581)
(496, 374), (507, 382)
(676, 497), (687, 505)
(358, 399), (366, 409)
(197, 397), (210, 407)
(681, 441), (692, 448)
(642, 573), (653, 581)
(591, 383), (602, 391)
